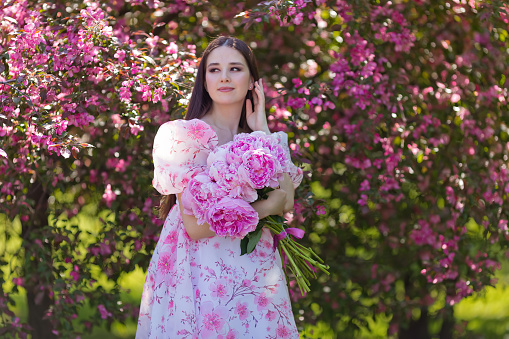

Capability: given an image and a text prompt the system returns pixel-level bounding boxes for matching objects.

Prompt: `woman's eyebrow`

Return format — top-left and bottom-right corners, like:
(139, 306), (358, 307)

(207, 62), (245, 67)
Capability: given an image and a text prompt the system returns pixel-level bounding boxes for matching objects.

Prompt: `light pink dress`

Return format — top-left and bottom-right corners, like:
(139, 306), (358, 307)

(136, 119), (302, 339)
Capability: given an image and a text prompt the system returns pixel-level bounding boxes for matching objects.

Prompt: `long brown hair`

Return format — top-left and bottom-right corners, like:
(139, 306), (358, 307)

(158, 36), (260, 220)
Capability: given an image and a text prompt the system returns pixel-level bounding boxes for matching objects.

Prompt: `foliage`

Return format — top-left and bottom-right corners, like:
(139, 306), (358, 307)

(1, 0), (509, 337)
(0, 0), (194, 336)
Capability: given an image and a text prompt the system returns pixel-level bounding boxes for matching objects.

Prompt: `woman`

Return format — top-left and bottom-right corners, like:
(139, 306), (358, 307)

(136, 36), (302, 338)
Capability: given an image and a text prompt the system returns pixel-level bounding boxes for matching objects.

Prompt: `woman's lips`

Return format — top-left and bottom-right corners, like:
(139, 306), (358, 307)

(218, 87), (234, 92)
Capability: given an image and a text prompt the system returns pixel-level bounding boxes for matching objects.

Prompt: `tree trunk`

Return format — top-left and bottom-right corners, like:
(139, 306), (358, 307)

(398, 307), (430, 339)
(439, 306), (454, 339)
(22, 181), (56, 339)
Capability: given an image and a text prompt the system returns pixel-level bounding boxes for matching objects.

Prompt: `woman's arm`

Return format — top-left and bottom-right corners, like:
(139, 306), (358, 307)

(177, 193), (216, 240)
(177, 188), (289, 241)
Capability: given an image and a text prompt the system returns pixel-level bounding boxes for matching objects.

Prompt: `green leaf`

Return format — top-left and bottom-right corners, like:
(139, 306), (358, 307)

(3, 16), (17, 24)
(141, 55), (156, 65)
(2, 59), (8, 76)
(246, 227), (264, 254)
(240, 237), (249, 256)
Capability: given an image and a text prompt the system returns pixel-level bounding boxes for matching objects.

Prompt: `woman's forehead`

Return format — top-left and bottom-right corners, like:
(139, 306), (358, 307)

(207, 46), (247, 66)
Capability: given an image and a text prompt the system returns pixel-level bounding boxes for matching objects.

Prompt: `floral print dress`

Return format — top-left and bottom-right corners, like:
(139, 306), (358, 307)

(136, 119), (302, 338)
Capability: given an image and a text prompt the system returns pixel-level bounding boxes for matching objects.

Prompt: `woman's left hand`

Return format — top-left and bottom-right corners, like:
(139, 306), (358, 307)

(246, 79), (270, 134)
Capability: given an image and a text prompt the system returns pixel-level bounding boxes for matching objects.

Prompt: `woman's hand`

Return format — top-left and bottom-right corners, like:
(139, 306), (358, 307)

(251, 189), (287, 219)
(246, 79), (270, 134)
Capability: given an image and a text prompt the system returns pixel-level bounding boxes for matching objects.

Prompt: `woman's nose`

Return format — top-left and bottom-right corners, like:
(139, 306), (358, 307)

(220, 70), (230, 82)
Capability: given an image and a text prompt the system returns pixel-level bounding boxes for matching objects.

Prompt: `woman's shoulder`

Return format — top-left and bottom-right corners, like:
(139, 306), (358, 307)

(156, 118), (218, 148)
(159, 118), (213, 132)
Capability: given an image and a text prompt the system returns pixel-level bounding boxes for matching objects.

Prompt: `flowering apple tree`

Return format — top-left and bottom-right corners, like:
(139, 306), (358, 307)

(2, 0), (509, 338)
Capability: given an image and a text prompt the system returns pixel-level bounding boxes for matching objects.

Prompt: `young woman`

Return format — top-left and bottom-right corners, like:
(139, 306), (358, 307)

(136, 36), (302, 338)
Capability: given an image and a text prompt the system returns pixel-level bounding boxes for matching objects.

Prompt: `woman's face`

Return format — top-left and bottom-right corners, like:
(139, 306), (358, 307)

(205, 46), (253, 106)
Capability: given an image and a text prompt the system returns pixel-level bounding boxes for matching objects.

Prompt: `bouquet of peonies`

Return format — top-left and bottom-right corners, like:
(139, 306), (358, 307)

(181, 131), (329, 294)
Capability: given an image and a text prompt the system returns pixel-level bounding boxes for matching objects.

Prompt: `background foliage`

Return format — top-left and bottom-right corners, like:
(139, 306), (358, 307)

(1, 0), (509, 338)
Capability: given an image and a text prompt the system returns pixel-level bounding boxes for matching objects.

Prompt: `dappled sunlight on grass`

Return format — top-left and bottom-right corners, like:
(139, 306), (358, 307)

(4, 204), (509, 338)
(455, 262), (509, 338)
(118, 265), (145, 304)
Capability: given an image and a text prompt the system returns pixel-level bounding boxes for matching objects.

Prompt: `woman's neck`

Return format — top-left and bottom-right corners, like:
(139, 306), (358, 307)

(204, 102), (243, 135)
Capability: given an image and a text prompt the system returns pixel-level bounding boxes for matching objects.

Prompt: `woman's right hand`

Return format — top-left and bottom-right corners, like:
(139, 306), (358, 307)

(266, 189), (288, 216)
(251, 189), (287, 219)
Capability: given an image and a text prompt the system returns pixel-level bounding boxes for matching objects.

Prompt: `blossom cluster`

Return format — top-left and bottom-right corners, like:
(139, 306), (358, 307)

(0, 0), (197, 336)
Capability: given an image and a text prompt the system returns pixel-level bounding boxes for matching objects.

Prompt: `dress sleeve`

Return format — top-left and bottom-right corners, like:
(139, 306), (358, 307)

(271, 131), (304, 189)
(152, 119), (218, 195)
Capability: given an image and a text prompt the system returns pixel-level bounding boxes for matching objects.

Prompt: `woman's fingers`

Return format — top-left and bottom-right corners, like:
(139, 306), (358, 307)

(252, 79), (264, 111)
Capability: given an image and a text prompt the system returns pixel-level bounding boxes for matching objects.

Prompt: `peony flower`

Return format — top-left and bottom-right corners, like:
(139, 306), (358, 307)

(238, 149), (281, 189)
(207, 145), (228, 166)
(209, 161), (257, 202)
(181, 172), (225, 225)
(206, 197), (258, 238)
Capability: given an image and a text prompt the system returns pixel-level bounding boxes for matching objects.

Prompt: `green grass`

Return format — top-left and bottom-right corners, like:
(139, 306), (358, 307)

(455, 262), (509, 339)
(3, 210), (509, 338)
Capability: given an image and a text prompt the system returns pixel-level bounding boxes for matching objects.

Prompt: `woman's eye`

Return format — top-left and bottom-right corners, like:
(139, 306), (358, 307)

(208, 68), (219, 72)
(231, 67), (241, 71)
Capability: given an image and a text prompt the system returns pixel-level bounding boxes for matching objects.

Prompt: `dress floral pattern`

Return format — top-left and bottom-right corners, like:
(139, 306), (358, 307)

(137, 119), (301, 338)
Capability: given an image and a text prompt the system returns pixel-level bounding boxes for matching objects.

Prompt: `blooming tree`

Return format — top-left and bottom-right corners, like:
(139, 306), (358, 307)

(0, 1), (196, 337)
(1, 0), (509, 338)
(267, 1), (509, 337)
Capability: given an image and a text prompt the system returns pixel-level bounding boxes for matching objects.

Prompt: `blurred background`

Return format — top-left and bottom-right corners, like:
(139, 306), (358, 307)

(2, 0), (509, 338)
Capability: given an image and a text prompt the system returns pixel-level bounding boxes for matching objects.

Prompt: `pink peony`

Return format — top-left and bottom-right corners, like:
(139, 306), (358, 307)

(238, 149), (281, 189)
(181, 172), (225, 225)
(207, 145), (228, 166)
(206, 197), (258, 238)
(226, 132), (265, 164)
(209, 161), (257, 202)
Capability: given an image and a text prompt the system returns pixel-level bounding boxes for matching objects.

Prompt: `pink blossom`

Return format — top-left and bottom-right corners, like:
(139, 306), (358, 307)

(129, 120), (144, 135)
(358, 194), (368, 206)
(141, 85), (152, 101)
(276, 324), (291, 338)
(265, 310), (276, 321)
(102, 184), (116, 207)
(70, 265), (80, 281)
(224, 328), (239, 339)
(55, 120), (68, 135)
(235, 301), (249, 320)
(146, 36), (159, 49)
(359, 179), (370, 191)
(12, 277), (25, 286)
(152, 88), (165, 103)
(166, 42), (178, 54)
(316, 205), (326, 215)
(292, 12), (304, 25)
(157, 251), (174, 275)
(97, 304), (112, 319)
(209, 279), (229, 300)
(206, 197), (258, 238)
(114, 50), (126, 63)
(200, 301), (228, 337)
(254, 292), (271, 311)
(119, 86), (132, 103)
